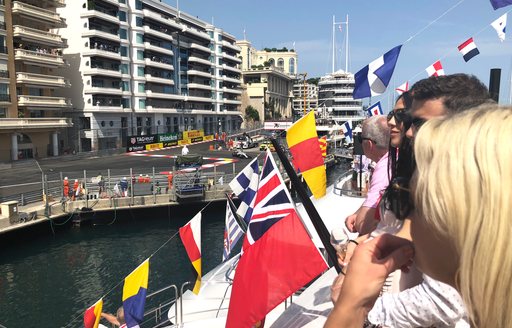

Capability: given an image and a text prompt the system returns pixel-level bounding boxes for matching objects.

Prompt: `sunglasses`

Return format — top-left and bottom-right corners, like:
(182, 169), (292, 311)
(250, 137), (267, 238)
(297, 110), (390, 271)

(356, 134), (374, 144)
(411, 117), (427, 130)
(387, 109), (412, 127)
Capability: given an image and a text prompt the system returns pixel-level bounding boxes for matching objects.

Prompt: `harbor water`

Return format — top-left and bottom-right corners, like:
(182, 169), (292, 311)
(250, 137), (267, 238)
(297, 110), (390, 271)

(0, 163), (349, 327)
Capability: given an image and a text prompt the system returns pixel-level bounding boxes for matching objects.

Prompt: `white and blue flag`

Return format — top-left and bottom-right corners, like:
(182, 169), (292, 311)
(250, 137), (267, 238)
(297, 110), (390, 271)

(353, 45), (402, 99)
(341, 121), (353, 143)
(367, 102), (384, 117)
(229, 157), (259, 224)
(222, 200), (243, 262)
(491, 13), (507, 42)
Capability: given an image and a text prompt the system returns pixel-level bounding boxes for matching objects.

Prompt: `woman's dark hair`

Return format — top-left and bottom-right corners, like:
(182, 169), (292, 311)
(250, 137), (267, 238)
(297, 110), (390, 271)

(383, 92), (415, 220)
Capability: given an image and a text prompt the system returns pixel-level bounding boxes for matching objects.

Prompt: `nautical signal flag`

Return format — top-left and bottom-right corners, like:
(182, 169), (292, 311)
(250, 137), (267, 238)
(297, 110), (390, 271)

(341, 121), (353, 143)
(458, 37), (480, 62)
(286, 111), (326, 199)
(426, 60), (445, 77)
(491, 13), (507, 42)
(367, 101), (383, 117)
(229, 158), (259, 224)
(222, 200), (244, 262)
(179, 212), (202, 294)
(122, 259), (149, 328)
(353, 45), (402, 99)
(490, 0), (512, 10)
(84, 298), (103, 328)
(225, 151), (328, 328)
(318, 136), (327, 158)
(396, 81), (409, 95)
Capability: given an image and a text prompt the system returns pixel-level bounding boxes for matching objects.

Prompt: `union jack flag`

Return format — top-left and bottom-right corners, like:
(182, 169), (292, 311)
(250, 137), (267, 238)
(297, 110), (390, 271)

(246, 150), (295, 246)
(222, 200), (243, 262)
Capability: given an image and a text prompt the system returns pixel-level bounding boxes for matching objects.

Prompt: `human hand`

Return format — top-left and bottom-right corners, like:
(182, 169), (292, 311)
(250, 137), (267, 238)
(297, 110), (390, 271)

(345, 213), (358, 232)
(330, 269), (345, 304)
(340, 234), (413, 310)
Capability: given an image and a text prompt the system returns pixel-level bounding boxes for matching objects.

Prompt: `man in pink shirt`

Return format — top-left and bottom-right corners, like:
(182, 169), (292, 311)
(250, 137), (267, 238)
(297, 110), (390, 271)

(345, 115), (390, 234)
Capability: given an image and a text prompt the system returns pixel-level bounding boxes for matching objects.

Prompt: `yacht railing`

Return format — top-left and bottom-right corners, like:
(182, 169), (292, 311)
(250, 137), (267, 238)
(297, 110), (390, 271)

(333, 169), (368, 198)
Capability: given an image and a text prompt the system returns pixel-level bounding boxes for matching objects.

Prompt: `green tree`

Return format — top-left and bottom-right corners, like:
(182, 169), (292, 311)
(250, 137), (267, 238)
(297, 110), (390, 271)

(245, 105), (260, 122)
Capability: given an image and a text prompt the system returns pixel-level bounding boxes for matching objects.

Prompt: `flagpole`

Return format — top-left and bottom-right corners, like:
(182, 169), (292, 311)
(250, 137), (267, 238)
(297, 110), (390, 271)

(225, 193), (248, 232)
(270, 138), (342, 274)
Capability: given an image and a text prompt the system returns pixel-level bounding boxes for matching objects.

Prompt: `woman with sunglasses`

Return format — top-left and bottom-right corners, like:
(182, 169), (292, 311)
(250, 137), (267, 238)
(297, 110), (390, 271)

(326, 105), (511, 328)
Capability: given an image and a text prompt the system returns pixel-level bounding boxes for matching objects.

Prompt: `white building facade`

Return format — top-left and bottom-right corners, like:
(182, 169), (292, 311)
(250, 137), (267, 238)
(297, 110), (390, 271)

(57, 0), (242, 151)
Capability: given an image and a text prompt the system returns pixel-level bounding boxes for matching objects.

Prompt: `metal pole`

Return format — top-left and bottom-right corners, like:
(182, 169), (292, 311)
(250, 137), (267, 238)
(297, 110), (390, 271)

(107, 169), (111, 196)
(60, 171), (63, 198)
(84, 170), (88, 208)
(270, 138), (342, 273)
(152, 167), (156, 204)
(44, 174), (49, 216)
(130, 167), (134, 205)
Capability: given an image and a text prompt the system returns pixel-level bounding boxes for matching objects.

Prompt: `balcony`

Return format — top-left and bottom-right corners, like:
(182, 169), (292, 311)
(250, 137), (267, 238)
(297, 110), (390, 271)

(12, 1), (66, 28)
(183, 28), (210, 42)
(221, 40), (241, 52)
(15, 49), (65, 68)
(0, 118), (73, 130)
(85, 85), (123, 95)
(144, 57), (174, 70)
(16, 72), (70, 88)
(222, 87), (242, 95)
(142, 9), (183, 31)
(83, 48), (121, 60)
(0, 70), (8, 79)
(222, 98), (241, 105)
(188, 83), (211, 91)
(80, 10), (120, 25)
(82, 29), (120, 43)
(188, 55), (211, 66)
(145, 90), (182, 100)
(13, 25), (67, 48)
(222, 52), (242, 64)
(144, 74), (174, 85)
(187, 69), (212, 78)
(190, 43), (211, 54)
(222, 75), (241, 84)
(84, 65), (122, 78)
(222, 64), (241, 73)
(17, 95), (72, 108)
(143, 25), (173, 42)
(144, 42), (174, 56)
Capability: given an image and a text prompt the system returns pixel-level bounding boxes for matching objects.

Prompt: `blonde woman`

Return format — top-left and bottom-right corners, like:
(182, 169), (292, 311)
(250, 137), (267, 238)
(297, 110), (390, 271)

(325, 105), (512, 328)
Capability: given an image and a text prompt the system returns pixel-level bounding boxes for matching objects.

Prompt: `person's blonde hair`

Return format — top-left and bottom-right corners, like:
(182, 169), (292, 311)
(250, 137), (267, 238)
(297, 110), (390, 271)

(413, 105), (512, 327)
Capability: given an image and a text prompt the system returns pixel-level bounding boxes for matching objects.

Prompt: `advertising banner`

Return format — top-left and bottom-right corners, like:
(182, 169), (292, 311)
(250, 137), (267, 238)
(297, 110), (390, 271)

(128, 135), (158, 145)
(126, 145), (145, 152)
(145, 143), (163, 150)
(204, 135), (214, 141)
(183, 130), (204, 139)
(163, 140), (178, 147)
(190, 136), (203, 143)
(158, 133), (179, 143)
(178, 139), (190, 146)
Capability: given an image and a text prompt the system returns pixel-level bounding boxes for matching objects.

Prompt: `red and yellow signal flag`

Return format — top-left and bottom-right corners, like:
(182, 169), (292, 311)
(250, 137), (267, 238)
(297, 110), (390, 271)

(318, 136), (327, 158)
(286, 111), (326, 198)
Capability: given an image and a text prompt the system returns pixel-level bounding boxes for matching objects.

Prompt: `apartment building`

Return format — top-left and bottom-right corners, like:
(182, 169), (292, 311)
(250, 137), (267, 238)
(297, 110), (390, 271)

(292, 81), (318, 120)
(57, 0), (242, 151)
(237, 39), (294, 123)
(0, 0), (72, 161)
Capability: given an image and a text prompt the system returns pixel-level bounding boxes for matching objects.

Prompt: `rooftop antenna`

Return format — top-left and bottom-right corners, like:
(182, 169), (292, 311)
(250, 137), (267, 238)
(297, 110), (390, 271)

(243, 28), (246, 40)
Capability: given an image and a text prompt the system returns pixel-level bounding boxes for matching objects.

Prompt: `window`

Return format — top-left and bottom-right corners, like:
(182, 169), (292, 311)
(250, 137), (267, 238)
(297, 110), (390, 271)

(120, 64), (129, 74)
(120, 46), (128, 57)
(208, 31), (214, 38)
(138, 83), (145, 92)
(217, 34), (222, 41)
(122, 98), (130, 108)
(137, 50), (144, 60)
(137, 67), (144, 77)
(0, 108), (5, 118)
(289, 58), (295, 74)
(118, 11), (126, 22)
(277, 58), (284, 68)
(136, 17), (143, 27)
(135, 0), (142, 10)
(217, 45), (222, 54)
(122, 81), (129, 91)
(136, 33), (143, 44)
(119, 28), (127, 39)
(139, 99), (146, 109)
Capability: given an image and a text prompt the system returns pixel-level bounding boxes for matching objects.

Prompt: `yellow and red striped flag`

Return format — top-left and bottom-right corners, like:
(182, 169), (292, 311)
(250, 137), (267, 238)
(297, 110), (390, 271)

(318, 136), (327, 158)
(286, 111), (326, 198)
(179, 212), (202, 294)
(84, 298), (103, 328)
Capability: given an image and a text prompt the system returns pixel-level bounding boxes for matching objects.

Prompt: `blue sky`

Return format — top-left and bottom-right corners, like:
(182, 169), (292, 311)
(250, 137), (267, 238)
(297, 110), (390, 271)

(166, 0), (512, 109)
